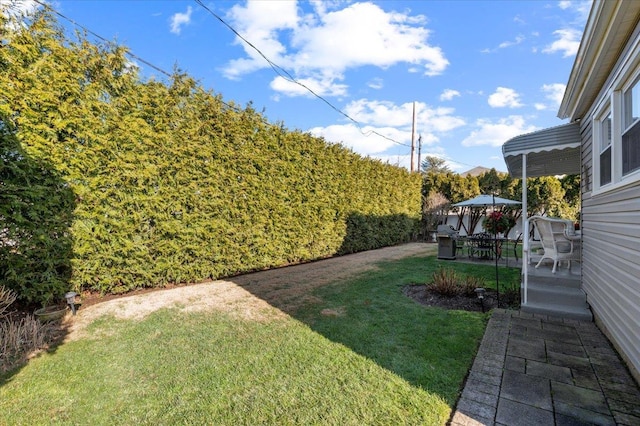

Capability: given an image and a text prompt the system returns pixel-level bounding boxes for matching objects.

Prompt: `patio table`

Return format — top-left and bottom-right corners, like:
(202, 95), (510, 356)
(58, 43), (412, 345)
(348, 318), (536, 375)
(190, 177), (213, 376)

(467, 234), (495, 259)
(466, 234), (521, 264)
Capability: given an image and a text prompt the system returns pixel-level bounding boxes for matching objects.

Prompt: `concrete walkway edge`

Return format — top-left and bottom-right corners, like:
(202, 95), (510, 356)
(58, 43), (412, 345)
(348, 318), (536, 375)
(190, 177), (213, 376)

(450, 309), (640, 426)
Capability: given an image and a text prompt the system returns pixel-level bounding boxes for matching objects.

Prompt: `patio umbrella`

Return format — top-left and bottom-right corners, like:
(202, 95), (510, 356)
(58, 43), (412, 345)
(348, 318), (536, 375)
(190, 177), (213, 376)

(452, 194), (521, 207)
(452, 194), (521, 308)
(452, 194), (521, 235)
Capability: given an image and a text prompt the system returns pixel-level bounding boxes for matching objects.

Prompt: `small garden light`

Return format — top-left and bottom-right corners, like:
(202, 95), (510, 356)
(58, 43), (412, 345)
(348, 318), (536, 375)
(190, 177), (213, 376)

(475, 288), (486, 313)
(65, 291), (78, 315)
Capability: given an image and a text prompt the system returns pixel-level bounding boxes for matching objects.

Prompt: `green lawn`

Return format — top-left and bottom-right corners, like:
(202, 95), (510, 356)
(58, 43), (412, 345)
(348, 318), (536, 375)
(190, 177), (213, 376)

(0, 253), (517, 425)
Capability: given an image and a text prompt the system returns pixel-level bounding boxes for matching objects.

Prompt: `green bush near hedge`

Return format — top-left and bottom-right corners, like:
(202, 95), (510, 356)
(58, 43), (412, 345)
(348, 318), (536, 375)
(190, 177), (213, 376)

(0, 9), (421, 304)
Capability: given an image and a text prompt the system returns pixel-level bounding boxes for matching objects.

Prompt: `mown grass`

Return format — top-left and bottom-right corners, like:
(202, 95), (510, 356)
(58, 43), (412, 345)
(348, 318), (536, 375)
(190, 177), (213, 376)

(0, 251), (516, 425)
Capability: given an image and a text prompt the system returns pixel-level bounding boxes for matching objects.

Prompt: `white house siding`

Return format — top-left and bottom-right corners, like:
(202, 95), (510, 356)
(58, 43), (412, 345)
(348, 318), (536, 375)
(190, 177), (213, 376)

(580, 84), (640, 382)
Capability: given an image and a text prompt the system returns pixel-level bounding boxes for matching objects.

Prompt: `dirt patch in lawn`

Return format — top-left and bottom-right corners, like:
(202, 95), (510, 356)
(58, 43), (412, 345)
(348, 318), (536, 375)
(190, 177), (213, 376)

(64, 243), (437, 342)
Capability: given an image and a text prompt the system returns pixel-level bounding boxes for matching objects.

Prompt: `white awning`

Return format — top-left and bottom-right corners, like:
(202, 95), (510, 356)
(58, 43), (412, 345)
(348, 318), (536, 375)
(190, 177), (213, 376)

(502, 122), (581, 178)
(501, 121), (581, 306)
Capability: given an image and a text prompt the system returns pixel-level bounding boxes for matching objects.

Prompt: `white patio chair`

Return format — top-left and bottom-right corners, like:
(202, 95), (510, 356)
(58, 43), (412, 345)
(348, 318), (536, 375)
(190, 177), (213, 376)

(529, 216), (580, 273)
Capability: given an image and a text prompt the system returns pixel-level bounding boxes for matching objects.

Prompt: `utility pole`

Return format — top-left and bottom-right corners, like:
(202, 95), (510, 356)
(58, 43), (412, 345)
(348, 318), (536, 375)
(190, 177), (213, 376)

(417, 134), (422, 173)
(410, 101), (416, 172)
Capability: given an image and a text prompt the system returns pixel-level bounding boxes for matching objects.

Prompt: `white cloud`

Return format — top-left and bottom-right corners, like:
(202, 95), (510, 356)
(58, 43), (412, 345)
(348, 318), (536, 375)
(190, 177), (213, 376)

(558, 1), (572, 10)
(415, 151), (462, 171)
(222, 2), (449, 96)
(308, 123), (407, 155)
(488, 87), (523, 108)
(344, 99), (415, 127)
(558, 0), (571, 10)
(1, 0), (40, 30)
(482, 35), (525, 53)
(440, 89), (461, 101)
(270, 74), (348, 98)
(367, 78), (384, 90)
(308, 99), (465, 157)
(559, 0), (591, 20)
(498, 35), (525, 49)
(294, 3), (448, 75)
(529, 83), (565, 111)
(539, 2), (589, 58)
(373, 154), (413, 170)
(374, 149), (459, 172)
(461, 116), (538, 147)
(0, 0), (39, 16)
(170, 6), (193, 35)
(124, 59), (139, 74)
(543, 28), (581, 57)
(343, 99), (465, 131)
(541, 83), (566, 105)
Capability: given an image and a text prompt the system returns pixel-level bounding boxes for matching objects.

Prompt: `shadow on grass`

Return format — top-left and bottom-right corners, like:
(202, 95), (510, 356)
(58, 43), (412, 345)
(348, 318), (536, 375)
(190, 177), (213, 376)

(230, 236), (520, 405)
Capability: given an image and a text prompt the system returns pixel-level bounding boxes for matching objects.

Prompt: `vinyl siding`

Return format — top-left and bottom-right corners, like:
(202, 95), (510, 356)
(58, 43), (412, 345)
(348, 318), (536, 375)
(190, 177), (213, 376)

(581, 74), (640, 384)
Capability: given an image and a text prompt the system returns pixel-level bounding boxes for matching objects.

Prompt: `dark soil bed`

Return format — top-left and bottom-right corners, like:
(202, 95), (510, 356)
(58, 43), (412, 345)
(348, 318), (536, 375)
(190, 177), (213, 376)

(403, 284), (519, 312)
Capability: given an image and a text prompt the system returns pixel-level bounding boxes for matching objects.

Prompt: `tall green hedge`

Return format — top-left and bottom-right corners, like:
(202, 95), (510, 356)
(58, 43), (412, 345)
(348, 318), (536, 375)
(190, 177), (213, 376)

(0, 9), (421, 303)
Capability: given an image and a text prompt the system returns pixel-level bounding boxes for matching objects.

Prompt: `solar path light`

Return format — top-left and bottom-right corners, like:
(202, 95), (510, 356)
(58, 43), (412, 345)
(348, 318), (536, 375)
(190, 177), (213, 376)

(474, 288), (486, 313)
(65, 291), (79, 315)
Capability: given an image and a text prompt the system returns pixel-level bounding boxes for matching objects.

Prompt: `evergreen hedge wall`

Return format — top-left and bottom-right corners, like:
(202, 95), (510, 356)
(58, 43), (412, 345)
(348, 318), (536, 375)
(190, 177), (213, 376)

(0, 10), (421, 304)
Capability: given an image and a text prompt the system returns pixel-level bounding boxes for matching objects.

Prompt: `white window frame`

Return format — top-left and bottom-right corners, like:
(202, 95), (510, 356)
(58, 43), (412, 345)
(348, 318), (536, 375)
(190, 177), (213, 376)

(621, 75), (640, 176)
(594, 105), (612, 188)
(591, 53), (640, 194)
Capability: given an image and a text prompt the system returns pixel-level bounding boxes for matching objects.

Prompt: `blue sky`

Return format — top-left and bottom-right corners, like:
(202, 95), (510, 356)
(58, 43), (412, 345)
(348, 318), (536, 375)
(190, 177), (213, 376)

(12, 0), (592, 172)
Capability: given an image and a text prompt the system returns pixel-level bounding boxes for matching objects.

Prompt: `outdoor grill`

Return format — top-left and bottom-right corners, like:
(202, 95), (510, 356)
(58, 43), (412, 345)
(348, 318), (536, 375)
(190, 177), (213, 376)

(436, 225), (459, 260)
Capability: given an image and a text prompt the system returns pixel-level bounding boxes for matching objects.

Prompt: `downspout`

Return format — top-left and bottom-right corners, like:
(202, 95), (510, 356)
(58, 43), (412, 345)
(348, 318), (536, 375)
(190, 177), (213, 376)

(522, 154), (528, 305)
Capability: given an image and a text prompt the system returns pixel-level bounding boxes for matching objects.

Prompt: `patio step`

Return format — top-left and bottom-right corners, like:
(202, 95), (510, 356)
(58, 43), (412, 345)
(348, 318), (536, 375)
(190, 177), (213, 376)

(525, 282), (587, 307)
(520, 259), (590, 321)
(521, 301), (593, 322)
(526, 272), (581, 289)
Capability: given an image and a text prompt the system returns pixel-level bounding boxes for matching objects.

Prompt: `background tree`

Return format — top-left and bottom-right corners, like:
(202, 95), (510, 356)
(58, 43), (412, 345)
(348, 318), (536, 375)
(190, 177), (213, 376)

(421, 190), (449, 240)
(421, 155), (451, 174)
(421, 167), (580, 238)
(477, 169), (521, 236)
(526, 177), (568, 217)
(422, 171), (480, 233)
(560, 174), (581, 221)
(477, 168), (503, 194)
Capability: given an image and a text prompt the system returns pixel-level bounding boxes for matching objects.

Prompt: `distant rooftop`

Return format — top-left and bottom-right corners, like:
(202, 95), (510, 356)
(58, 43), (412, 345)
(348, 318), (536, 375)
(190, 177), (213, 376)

(459, 166), (491, 177)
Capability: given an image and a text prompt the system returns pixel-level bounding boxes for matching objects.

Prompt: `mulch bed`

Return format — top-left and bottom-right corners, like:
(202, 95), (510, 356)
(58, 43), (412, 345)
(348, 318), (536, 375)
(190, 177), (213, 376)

(403, 285), (518, 312)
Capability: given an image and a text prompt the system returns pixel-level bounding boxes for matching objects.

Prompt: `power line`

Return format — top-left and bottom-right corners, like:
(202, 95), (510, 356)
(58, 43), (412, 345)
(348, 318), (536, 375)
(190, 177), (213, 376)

(28, 0), (411, 150)
(31, 0), (171, 78)
(193, 0), (411, 148)
(29, 0), (260, 120)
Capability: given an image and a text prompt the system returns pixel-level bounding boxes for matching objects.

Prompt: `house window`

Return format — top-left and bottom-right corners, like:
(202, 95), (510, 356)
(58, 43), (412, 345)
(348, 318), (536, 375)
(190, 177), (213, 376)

(623, 78), (640, 175)
(592, 52), (640, 193)
(599, 112), (612, 185)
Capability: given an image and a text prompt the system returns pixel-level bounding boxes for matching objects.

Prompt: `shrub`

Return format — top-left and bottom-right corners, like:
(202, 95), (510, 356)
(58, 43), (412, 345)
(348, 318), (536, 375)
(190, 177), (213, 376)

(0, 314), (55, 372)
(0, 286), (56, 372)
(0, 133), (74, 305)
(0, 10), (421, 302)
(429, 267), (460, 296)
(0, 286), (17, 318)
(460, 275), (485, 297)
(501, 276), (521, 309)
(428, 268), (486, 297)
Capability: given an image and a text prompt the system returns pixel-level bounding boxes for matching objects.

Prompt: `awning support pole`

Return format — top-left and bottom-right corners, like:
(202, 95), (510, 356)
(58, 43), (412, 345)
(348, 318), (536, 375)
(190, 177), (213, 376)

(522, 154), (528, 305)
